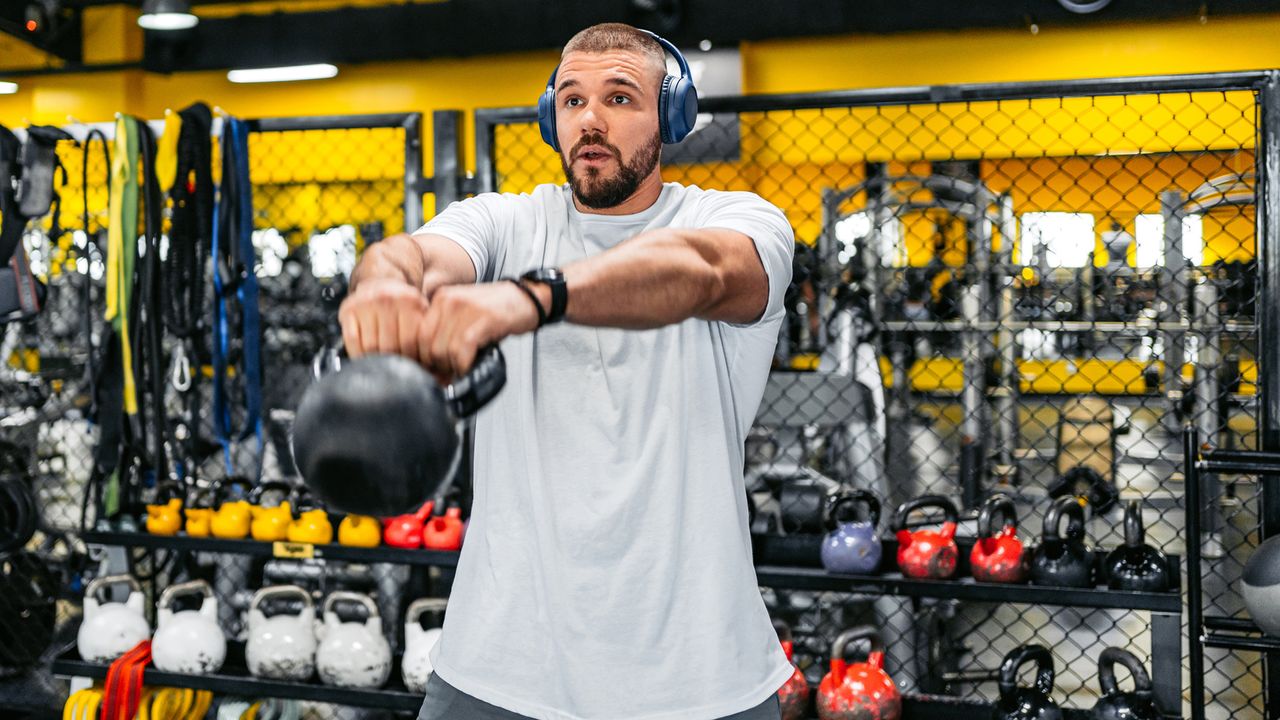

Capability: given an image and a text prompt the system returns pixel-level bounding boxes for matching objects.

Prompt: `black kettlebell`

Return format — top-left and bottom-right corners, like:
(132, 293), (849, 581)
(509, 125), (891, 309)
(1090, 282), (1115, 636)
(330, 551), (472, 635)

(1030, 496), (1094, 588)
(292, 347), (506, 517)
(1104, 501), (1171, 592)
(992, 645), (1062, 720)
(1089, 648), (1159, 720)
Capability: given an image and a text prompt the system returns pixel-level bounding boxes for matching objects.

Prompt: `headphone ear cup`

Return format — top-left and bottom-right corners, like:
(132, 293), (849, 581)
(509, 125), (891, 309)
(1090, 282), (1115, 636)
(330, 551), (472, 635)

(662, 75), (698, 144)
(538, 88), (559, 151)
(658, 75), (674, 144)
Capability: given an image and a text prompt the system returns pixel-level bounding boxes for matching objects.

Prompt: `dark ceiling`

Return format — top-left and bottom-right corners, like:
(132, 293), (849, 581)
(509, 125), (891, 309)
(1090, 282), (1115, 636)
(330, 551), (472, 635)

(5, 0), (1280, 74)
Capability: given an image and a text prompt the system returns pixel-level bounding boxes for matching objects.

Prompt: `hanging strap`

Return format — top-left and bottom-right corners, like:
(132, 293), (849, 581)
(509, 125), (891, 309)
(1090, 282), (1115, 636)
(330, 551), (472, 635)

(0, 125), (23, 269)
(82, 128), (111, 399)
(137, 121), (168, 482)
(106, 115), (140, 417)
(212, 116), (262, 469)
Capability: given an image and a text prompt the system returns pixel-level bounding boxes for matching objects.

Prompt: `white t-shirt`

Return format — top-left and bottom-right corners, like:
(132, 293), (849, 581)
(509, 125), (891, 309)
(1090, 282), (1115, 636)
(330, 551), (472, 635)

(416, 182), (796, 720)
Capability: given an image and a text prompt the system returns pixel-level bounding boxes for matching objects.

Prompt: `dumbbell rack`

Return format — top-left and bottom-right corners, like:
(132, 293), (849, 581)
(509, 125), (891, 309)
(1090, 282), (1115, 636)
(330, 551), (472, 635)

(1185, 426), (1280, 720)
(56, 528), (1184, 718)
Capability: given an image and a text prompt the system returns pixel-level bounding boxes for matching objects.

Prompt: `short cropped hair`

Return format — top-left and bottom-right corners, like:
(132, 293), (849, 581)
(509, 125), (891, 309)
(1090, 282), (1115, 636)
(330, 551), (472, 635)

(562, 23), (667, 84)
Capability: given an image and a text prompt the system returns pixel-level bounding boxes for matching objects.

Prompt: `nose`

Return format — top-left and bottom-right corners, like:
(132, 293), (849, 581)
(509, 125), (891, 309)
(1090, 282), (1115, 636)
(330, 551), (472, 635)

(575, 98), (607, 138)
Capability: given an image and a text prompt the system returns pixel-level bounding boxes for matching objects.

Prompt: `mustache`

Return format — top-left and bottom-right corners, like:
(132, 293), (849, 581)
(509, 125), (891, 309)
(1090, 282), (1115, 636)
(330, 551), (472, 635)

(570, 135), (621, 160)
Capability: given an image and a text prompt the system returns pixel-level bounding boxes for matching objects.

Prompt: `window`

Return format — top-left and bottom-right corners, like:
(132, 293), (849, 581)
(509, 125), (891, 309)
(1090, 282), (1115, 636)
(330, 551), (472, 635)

(1133, 213), (1204, 267)
(1017, 212), (1095, 268)
(834, 211), (905, 267)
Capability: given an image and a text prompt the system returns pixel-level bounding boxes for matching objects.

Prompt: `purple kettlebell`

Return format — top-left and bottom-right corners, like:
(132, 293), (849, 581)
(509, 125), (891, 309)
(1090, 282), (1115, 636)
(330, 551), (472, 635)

(820, 489), (883, 575)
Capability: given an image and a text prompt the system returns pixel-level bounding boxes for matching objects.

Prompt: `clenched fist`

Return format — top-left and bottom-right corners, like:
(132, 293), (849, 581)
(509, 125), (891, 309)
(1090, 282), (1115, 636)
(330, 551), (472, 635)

(338, 278), (542, 383)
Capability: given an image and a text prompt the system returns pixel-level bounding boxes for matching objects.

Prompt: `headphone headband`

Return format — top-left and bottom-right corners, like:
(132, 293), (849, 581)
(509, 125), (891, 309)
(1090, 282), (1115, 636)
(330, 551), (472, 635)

(538, 28), (698, 150)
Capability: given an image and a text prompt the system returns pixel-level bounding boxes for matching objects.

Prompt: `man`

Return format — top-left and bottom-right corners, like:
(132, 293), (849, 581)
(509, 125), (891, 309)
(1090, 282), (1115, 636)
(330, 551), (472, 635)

(340, 23), (795, 720)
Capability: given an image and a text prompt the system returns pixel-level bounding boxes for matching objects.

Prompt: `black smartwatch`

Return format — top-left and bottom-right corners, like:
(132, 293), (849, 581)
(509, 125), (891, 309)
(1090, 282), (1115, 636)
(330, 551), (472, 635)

(521, 267), (568, 326)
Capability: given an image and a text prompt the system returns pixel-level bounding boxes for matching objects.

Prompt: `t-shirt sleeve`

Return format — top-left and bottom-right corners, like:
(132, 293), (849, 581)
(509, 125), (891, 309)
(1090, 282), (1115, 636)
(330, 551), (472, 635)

(696, 191), (795, 326)
(413, 193), (507, 283)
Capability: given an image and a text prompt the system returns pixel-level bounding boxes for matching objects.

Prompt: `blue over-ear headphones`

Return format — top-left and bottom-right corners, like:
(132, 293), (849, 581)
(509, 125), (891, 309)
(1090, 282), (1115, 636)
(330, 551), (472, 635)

(537, 29), (698, 152)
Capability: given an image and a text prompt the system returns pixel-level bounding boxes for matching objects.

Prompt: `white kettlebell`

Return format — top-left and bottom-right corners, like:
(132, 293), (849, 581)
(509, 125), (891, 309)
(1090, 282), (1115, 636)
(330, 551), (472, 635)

(151, 580), (227, 673)
(402, 598), (448, 693)
(246, 585), (316, 681)
(315, 591), (392, 689)
(76, 574), (150, 663)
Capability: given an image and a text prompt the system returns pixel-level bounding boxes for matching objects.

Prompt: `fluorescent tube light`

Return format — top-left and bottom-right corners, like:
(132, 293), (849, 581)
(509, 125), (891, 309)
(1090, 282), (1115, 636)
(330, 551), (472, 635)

(0, 82), (17, 95)
(227, 64), (339, 84)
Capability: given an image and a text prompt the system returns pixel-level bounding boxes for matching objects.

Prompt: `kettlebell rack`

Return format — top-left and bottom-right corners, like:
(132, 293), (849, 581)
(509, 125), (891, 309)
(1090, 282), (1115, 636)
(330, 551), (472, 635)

(58, 526), (1184, 718)
(1185, 426), (1280, 720)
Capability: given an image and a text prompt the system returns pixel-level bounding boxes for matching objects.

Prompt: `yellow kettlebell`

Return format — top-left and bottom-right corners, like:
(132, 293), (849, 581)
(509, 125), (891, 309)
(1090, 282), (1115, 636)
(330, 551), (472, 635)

(210, 477), (253, 539)
(146, 496), (183, 536)
(184, 508), (213, 537)
(249, 481), (296, 542)
(338, 514), (381, 548)
(288, 509), (333, 544)
(183, 486), (214, 537)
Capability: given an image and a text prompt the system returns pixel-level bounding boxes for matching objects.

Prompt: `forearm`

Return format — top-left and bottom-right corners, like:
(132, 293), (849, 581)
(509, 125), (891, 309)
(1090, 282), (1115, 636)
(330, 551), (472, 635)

(557, 228), (759, 328)
(349, 233), (426, 293)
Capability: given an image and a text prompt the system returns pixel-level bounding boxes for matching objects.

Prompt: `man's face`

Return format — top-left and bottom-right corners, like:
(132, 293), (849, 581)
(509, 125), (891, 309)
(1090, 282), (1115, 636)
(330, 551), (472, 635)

(554, 49), (664, 209)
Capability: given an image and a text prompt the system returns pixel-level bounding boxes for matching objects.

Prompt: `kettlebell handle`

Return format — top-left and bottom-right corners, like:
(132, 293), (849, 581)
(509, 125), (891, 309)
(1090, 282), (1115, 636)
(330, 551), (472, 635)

(214, 477), (253, 504)
(152, 480), (187, 505)
(1098, 647), (1153, 697)
(157, 579), (215, 610)
(830, 626), (885, 661)
(248, 480), (295, 506)
(1123, 500), (1146, 548)
(406, 598), (449, 625)
(977, 493), (1018, 538)
(85, 574), (142, 602)
(826, 489), (881, 530)
(249, 584), (313, 615)
(322, 590), (380, 621)
(1043, 495), (1086, 542)
(998, 644), (1055, 698)
(445, 344), (506, 419)
(892, 494), (958, 532)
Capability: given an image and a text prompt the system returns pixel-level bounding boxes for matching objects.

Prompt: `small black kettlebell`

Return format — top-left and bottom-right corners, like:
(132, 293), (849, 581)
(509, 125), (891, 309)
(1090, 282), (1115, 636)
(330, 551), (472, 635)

(1104, 501), (1171, 592)
(992, 645), (1062, 720)
(292, 348), (506, 517)
(1030, 496), (1094, 588)
(1089, 648), (1159, 720)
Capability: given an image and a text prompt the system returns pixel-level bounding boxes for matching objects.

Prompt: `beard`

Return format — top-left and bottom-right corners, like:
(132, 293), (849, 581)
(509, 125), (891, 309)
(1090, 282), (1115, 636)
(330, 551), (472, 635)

(562, 132), (662, 210)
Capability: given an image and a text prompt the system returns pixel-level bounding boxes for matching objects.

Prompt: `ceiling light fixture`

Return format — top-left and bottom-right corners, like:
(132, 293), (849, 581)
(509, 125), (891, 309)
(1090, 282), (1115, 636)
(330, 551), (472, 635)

(227, 64), (339, 84)
(138, 0), (199, 31)
(0, 82), (18, 95)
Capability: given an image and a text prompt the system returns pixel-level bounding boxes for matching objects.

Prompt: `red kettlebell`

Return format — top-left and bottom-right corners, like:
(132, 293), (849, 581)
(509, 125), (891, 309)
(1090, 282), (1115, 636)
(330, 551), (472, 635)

(422, 507), (464, 551)
(893, 495), (958, 580)
(970, 493), (1028, 584)
(383, 501), (433, 549)
(772, 619), (809, 720)
(817, 626), (901, 720)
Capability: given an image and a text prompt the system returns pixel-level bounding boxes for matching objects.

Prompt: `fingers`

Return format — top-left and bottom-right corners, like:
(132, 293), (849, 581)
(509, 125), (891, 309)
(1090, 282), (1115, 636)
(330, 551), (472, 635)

(419, 288), (487, 381)
(337, 279), (430, 360)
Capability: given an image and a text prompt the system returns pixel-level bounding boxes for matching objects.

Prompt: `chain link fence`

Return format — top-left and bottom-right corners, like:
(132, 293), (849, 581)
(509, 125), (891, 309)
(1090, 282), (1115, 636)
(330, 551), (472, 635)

(471, 71), (1272, 716)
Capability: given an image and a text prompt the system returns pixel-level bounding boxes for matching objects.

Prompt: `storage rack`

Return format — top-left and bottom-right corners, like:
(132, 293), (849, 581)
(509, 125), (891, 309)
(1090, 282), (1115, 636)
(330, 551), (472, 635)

(1186, 426), (1280, 720)
(55, 528), (1184, 718)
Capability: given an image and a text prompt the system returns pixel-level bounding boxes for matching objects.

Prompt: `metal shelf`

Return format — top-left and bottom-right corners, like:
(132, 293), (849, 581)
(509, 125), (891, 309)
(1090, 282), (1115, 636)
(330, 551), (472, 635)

(755, 565), (1181, 612)
(80, 530), (460, 568)
(51, 649), (423, 712)
(88, 531), (1180, 611)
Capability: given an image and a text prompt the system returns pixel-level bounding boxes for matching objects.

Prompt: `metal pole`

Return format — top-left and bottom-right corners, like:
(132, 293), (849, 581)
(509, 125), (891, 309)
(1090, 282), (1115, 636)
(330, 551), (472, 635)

(1195, 271), (1224, 558)
(1258, 70), (1280, 719)
(1161, 190), (1187, 419)
(994, 194), (1019, 483)
(402, 113), (425, 232)
(431, 110), (465, 212)
(1185, 428), (1206, 720)
(473, 112), (498, 195)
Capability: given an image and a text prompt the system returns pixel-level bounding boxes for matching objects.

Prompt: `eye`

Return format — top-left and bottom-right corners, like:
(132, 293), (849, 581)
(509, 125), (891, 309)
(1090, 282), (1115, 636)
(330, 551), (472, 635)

(564, 97), (582, 108)
(611, 95), (632, 105)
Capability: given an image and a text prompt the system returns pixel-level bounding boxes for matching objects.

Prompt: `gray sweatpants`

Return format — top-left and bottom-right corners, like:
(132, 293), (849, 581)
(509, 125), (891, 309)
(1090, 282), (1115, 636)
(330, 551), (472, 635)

(416, 673), (782, 720)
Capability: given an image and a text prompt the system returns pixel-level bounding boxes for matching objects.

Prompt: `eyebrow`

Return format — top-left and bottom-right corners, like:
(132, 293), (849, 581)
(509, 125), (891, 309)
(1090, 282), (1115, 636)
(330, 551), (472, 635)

(556, 76), (644, 94)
